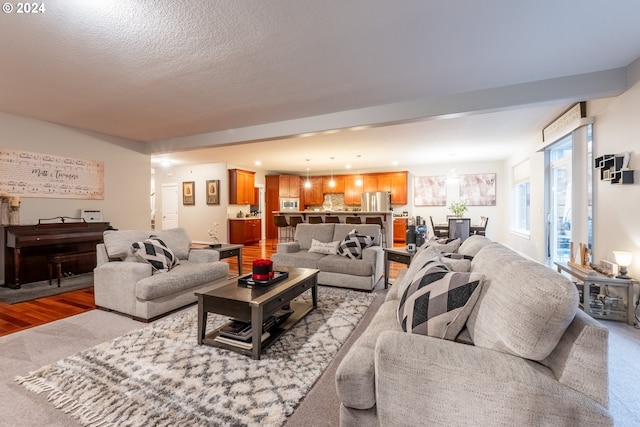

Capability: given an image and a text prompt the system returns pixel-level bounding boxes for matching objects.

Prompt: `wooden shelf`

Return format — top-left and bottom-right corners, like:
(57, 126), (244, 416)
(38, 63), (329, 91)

(594, 154), (634, 184)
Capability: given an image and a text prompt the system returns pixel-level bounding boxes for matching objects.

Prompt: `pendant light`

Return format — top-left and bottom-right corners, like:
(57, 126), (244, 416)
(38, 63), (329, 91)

(446, 153), (459, 183)
(329, 156), (336, 187)
(355, 154), (363, 187)
(304, 159), (311, 189)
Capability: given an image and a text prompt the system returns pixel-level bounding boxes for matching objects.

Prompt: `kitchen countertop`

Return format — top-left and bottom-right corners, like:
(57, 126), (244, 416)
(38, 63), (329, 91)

(274, 211), (392, 215)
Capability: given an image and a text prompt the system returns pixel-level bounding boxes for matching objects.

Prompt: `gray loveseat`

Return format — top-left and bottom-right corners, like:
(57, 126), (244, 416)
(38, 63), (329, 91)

(271, 223), (383, 291)
(94, 227), (229, 321)
(336, 235), (612, 426)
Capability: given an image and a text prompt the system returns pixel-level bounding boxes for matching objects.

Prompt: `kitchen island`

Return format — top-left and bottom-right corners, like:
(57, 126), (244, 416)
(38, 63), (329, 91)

(273, 211), (394, 246)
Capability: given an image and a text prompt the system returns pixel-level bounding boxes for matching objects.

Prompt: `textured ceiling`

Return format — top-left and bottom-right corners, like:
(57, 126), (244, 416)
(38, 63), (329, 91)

(1, 0), (640, 172)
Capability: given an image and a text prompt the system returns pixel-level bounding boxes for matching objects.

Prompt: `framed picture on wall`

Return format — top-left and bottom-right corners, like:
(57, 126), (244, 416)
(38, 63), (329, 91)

(206, 179), (220, 205)
(182, 181), (195, 205)
(414, 175), (447, 206)
(460, 173), (496, 206)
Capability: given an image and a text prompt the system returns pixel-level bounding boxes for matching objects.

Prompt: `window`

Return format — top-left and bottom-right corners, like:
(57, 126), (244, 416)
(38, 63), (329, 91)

(511, 159), (530, 235)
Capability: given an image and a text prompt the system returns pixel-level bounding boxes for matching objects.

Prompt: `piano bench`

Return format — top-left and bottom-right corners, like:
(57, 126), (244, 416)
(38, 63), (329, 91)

(47, 252), (96, 287)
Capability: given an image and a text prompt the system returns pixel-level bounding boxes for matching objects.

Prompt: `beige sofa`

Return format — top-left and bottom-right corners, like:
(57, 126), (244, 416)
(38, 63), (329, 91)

(271, 223), (383, 291)
(336, 235), (612, 426)
(93, 227), (229, 321)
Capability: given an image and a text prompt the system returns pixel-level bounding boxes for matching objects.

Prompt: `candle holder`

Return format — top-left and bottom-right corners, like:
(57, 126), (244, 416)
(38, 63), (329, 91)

(0, 194), (9, 225)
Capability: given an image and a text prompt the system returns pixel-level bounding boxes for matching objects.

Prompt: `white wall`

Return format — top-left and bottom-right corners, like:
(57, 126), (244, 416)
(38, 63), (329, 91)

(0, 112), (150, 284)
(0, 112), (150, 228)
(153, 162), (230, 243)
(403, 160), (507, 242)
(591, 80), (640, 278)
(505, 79), (640, 278)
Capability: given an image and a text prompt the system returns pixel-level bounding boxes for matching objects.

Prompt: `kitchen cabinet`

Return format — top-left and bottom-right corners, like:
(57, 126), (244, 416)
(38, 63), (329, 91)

(278, 175), (301, 197)
(343, 174), (363, 205)
(389, 171), (408, 204)
(393, 217), (408, 243)
(360, 172), (408, 205)
(229, 219), (261, 244)
(228, 169), (256, 204)
(322, 175), (345, 194)
(302, 176), (324, 206)
(363, 175), (378, 193)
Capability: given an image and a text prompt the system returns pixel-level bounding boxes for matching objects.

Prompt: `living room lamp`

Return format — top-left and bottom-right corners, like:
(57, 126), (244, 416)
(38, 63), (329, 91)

(304, 159), (311, 189)
(613, 251), (632, 279)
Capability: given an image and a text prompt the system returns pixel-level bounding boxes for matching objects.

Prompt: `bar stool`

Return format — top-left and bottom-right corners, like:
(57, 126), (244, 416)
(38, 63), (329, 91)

(289, 215), (304, 231)
(324, 215), (340, 223)
(345, 216), (362, 224)
(308, 216), (323, 224)
(365, 217), (387, 247)
(273, 215), (292, 248)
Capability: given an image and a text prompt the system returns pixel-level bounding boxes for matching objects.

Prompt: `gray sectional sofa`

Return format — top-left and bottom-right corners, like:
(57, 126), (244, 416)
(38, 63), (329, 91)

(336, 235), (612, 426)
(93, 227), (229, 321)
(271, 223), (383, 291)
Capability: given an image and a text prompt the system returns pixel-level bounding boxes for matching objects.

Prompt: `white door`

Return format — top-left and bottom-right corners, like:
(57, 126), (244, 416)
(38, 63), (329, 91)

(162, 183), (179, 230)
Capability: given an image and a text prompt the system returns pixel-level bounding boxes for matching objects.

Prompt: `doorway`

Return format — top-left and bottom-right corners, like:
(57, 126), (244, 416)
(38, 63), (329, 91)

(161, 183), (179, 230)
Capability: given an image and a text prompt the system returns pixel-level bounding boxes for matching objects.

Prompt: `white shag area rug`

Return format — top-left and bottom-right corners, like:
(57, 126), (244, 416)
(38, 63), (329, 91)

(17, 286), (375, 427)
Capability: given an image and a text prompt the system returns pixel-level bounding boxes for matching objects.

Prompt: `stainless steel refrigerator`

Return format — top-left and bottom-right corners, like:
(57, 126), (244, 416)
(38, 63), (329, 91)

(361, 191), (390, 212)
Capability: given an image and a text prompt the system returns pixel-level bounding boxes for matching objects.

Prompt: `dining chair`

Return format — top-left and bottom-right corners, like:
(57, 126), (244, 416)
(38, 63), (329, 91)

(324, 215), (340, 223)
(430, 216), (448, 238)
(448, 217), (471, 242)
(475, 216), (488, 236)
(345, 216), (362, 224)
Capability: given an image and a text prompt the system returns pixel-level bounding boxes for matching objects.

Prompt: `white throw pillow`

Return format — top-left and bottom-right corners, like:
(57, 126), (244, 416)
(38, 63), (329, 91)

(308, 239), (340, 255)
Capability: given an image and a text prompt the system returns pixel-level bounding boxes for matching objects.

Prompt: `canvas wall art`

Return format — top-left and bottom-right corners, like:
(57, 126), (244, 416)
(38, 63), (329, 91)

(0, 147), (104, 199)
(414, 175), (446, 206)
(460, 173), (496, 206)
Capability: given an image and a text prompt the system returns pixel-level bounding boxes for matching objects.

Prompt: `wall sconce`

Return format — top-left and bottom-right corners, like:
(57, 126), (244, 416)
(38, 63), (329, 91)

(613, 251), (632, 279)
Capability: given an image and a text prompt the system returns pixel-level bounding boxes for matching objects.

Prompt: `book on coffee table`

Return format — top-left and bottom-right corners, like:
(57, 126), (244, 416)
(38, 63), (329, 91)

(214, 332), (270, 349)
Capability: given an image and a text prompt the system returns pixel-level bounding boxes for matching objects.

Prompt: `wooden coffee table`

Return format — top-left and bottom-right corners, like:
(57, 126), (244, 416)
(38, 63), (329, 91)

(195, 267), (319, 359)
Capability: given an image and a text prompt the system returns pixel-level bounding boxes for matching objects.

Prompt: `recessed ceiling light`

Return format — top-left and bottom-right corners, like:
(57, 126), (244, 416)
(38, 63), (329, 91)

(255, 160), (262, 166)
(300, 132), (317, 138)
(392, 161), (398, 166)
(345, 164), (352, 169)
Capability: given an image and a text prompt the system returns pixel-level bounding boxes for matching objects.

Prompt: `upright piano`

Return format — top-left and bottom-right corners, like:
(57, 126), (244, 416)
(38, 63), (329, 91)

(3, 220), (110, 289)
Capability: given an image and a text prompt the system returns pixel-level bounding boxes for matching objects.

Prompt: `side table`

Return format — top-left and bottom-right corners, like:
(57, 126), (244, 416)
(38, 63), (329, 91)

(383, 247), (415, 288)
(213, 244), (244, 275)
(191, 243), (244, 275)
(555, 261), (638, 326)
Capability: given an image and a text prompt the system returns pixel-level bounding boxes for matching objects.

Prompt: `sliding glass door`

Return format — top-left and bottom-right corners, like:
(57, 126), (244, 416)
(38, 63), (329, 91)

(545, 124), (592, 266)
(548, 136), (572, 263)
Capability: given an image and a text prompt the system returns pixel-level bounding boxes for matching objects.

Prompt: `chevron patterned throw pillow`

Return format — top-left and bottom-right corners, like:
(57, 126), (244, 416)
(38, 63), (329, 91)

(398, 263), (484, 340)
(131, 237), (180, 272)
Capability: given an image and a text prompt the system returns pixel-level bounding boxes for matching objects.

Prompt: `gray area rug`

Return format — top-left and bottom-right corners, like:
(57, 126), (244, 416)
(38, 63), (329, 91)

(0, 273), (94, 304)
(16, 286), (375, 427)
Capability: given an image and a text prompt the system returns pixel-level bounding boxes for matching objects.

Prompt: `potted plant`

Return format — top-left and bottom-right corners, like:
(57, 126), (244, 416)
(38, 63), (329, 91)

(449, 200), (468, 218)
